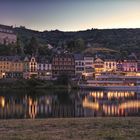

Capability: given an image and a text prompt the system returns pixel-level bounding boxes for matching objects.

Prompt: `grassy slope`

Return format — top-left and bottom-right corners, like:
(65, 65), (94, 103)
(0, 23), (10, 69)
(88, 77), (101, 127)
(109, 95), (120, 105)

(0, 117), (139, 140)
(83, 47), (120, 54)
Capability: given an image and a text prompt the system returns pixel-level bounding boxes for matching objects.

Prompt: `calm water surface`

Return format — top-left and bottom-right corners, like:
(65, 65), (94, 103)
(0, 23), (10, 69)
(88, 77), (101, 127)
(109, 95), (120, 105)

(0, 89), (140, 119)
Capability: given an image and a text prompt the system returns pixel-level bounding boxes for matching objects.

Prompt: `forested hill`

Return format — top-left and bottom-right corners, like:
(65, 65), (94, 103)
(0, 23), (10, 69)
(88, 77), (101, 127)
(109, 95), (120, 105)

(14, 27), (140, 57)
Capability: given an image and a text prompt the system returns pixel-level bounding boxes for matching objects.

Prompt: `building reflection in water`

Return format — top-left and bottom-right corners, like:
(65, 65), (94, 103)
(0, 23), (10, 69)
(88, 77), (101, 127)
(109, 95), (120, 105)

(0, 90), (140, 119)
(83, 91), (140, 116)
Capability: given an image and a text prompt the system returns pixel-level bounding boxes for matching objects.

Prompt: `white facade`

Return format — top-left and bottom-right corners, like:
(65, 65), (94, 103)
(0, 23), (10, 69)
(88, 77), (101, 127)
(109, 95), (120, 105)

(37, 62), (52, 80)
(75, 60), (85, 75)
(84, 56), (94, 69)
(83, 56), (94, 78)
(104, 60), (117, 72)
(37, 63), (52, 71)
(74, 55), (94, 77)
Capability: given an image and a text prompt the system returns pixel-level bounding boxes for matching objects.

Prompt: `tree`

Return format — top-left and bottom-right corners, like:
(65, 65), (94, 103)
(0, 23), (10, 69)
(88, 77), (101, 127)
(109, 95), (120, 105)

(56, 74), (69, 85)
(67, 38), (85, 53)
(24, 37), (39, 55)
(16, 37), (25, 55)
(74, 38), (85, 52)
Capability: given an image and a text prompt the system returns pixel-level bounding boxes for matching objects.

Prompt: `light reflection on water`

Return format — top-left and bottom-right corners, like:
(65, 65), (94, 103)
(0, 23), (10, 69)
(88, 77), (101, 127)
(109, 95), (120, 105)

(0, 90), (140, 119)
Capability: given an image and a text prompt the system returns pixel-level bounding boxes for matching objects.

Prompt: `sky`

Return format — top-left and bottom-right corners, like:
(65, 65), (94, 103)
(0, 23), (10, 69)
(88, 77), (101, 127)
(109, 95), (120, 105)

(0, 0), (140, 31)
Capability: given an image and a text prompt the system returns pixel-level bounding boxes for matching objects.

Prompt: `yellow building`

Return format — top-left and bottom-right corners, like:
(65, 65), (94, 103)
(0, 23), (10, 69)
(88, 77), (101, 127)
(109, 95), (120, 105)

(10, 60), (23, 72)
(0, 57), (12, 78)
(94, 58), (104, 74)
(0, 56), (24, 79)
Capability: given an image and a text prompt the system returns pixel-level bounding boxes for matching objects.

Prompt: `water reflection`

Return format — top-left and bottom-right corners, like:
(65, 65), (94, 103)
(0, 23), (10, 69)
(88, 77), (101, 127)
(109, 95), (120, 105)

(0, 90), (140, 119)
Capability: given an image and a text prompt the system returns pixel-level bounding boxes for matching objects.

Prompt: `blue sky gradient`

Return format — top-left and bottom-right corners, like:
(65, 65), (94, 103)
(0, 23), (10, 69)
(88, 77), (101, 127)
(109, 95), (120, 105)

(0, 0), (140, 31)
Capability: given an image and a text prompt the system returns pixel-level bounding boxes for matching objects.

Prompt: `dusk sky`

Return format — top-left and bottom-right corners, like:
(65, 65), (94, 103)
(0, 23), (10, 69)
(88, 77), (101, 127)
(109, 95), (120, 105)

(0, 0), (140, 31)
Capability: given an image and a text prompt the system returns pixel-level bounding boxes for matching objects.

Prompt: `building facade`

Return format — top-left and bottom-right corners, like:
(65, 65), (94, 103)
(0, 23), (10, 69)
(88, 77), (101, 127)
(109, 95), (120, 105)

(94, 58), (104, 74)
(74, 54), (84, 76)
(0, 24), (17, 45)
(104, 59), (117, 72)
(137, 60), (140, 72)
(37, 58), (52, 80)
(84, 56), (94, 73)
(23, 56), (38, 79)
(6, 56), (24, 79)
(123, 59), (138, 72)
(0, 56), (11, 78)
(82, 56), (94, 79)
(116, 60), (123, 72)
(52, 54), (75, 77)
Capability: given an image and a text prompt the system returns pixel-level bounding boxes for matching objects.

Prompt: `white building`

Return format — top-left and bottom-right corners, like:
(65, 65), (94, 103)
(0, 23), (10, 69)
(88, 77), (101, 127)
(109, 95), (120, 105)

(84, 56), (94, 73)
(74, 54), (94, 78)
(104, 59), (117, 72)
(37, 58), (52, 80)
(74, 54), (84, 76)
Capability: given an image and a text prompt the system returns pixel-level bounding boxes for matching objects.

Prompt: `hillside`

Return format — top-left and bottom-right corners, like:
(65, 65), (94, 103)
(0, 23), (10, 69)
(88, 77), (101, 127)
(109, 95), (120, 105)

(14, 27), (140, 57)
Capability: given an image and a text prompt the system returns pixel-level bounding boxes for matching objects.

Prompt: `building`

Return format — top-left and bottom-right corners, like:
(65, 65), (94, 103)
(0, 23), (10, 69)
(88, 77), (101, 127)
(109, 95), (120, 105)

(82, 55), (94, 79)
(74, 54), (84, 76)
(23, 56), (38, 79)
(10, 56), (24, 72)
(123, 59), (138, 72)
(5, 56), (24, 79)
(94, 58), (104, 74)
(37, 57), (52, 80)
(137, 60), (140, 72)
(0, 56), (11, 78)
(0, 24), (17, 45)
(84, 55), (94, 73)
(116, 60), (123, 72)
(52, 54), (75, 77)
(104, 59), (117, 72)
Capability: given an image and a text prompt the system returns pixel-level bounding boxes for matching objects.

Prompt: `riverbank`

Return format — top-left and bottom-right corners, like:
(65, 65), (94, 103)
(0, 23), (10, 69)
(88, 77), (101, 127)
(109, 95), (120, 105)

(0, 79), (79, 90)
(0, 117), (139, 140)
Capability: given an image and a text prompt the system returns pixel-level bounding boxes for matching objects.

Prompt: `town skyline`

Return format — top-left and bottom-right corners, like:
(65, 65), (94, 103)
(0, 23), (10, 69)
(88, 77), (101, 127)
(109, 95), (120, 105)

(0, 0), (140, 31)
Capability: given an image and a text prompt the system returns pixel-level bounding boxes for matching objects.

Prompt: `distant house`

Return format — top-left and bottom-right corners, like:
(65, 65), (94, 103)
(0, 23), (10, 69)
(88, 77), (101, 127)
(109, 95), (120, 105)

(83, 55), (94, 78)
(37, 57), (52, 80)
(23, 56), (38, 79)
(0, 56), (12, 78)
(0, 24), (17, 45)
(74, 54), (84, 76)
(52, 54), (75, 77)
(116, 60), (123, 72)
(122, 59), (138, 72)
(94, 58), (104, 73)
(74, 54), (94, 79)
(0, 56), (24, 79)
(104, 59), (117, 72)
(6, 56), (24, 79)
(137, 60), (140, 72)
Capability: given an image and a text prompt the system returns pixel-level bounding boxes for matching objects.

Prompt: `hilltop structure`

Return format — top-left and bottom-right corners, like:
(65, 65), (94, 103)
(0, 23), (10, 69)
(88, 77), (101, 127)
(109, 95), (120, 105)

(0, 24), (17, 45)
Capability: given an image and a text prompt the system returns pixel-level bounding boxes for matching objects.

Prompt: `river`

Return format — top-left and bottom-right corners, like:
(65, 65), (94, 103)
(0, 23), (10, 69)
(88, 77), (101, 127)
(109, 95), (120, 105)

(0, 89), (140, 119)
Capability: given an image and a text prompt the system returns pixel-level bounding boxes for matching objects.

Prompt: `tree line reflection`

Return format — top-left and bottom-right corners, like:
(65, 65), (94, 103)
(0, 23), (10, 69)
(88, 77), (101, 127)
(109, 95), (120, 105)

(0, 90), (140, 119)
